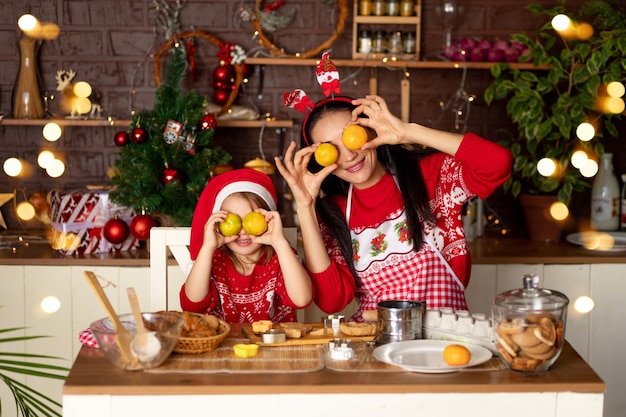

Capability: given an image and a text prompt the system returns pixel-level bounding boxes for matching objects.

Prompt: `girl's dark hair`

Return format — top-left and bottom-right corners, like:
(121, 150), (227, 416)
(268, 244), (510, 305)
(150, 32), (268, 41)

(302, 97), (436, 284)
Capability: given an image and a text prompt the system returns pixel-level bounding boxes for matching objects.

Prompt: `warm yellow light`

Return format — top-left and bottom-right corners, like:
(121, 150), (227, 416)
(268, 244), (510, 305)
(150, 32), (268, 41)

(580, 159), (598, 178)
(537, 158), (556, 177)
(596, 96), (626, 114)
(46, 159), (65, 178)
(581, 232), (615, 250)
(576, 122), (595, 141)
(574, 296), (594, 314)
(40, 296), (61, 313)
(74, 97), (92, 114)
(37, 151), (55, 169)
(3, 158), (23, 177)
(73, 81), (92, 98)
(576, 22), (594, 40)
(606, 82), (625, 98)
(571, 150), (588, 168)
(549, 202), (569, 221)
(16, 201), (36, 221)
(18, 14), (38, 32)
(552, 14), (571, 31)
(43, 122), (62, 141)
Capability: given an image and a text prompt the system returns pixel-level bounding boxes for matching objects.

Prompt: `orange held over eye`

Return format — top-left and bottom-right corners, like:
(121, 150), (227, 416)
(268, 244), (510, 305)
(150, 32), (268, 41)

(242, 212), (268, 236)
(442, 344), (472, 366)
(342, 125), (368, 150)
(314, 143), (338, 167)
(218, 213), (242, 237)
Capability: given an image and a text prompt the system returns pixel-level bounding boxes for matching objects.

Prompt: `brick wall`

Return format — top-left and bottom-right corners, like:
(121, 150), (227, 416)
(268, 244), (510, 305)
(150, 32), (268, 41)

(0, 0), (621, 232)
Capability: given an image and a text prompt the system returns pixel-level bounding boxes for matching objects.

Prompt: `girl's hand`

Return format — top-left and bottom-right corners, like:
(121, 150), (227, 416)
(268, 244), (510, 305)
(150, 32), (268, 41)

(274, 141), (335, 208)
(250, 209), (284, 246)
(205, 211), (238, 250)
(351, 95), (410, 149)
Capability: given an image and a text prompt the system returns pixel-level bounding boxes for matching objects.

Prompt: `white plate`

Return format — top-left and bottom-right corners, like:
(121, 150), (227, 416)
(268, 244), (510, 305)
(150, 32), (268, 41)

(373, 340), (492, 373)
(566, 231), (626, 252)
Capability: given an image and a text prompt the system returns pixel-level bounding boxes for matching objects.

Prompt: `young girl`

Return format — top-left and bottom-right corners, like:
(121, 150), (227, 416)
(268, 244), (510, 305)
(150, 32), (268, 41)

(180, 168), (313, 323)
(276, 95), (512, 321)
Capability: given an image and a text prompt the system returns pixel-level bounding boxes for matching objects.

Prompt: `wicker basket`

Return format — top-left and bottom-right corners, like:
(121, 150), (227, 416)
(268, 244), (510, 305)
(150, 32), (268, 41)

(174, 315), (231, 354)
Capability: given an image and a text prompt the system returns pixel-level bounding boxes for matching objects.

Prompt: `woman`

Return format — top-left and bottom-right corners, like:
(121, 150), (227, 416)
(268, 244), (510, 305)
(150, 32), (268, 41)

(275, 95), (512, 321)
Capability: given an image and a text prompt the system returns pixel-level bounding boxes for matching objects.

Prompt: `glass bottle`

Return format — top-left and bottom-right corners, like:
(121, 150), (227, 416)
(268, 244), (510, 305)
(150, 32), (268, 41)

(591, 153), (620, 231)
(621, 174), (626, 231)
(12, 36), (45, 119)
(403, 31), (416, 54)
(387, 0), (400, 16)
(388, 31), (403, 54)
(359, 0), (373, 16)
(373, 0), (387, 16)
(358, 29), (372, 53)
(400, 0), (414, 16)
(372, 30), (386, 53)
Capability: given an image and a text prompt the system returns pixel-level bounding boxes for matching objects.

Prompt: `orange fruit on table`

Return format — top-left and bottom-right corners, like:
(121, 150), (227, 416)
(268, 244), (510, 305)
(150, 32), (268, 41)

(342, 125), (368, 150)
(218, 212), (242, 237)
(442, 344), (472, 366)
(314, 143), (338, 167)
(243, 211), (268, 236)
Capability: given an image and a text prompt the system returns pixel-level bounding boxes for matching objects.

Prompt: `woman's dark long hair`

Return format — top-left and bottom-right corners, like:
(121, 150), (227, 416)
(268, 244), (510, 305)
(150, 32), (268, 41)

(302, 97), (436, 285)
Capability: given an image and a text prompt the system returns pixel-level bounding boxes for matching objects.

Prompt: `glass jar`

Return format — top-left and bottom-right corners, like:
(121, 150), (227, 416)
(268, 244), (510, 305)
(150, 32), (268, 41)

(388, 31), (403, 54)
(359, 0), (373, 16)
(358, 30), (373, 53)
(372, 30), (387, 53)
(492, 274), (569, 373)
(403, 31), (416, 54)
(591, 152), (620, 231)
(373, 0), (387, 16)
(400, 0), (414, 16)
(387, 0), (400, 16)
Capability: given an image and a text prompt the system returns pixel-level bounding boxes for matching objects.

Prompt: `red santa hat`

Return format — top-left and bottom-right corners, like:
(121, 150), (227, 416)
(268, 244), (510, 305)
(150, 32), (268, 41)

(189, 168), (278, 260)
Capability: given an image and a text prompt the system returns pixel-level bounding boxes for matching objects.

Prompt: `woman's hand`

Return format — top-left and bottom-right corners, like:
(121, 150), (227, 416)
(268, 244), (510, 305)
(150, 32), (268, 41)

(351, 95), (409, 149)
(274, 141), (334, 208)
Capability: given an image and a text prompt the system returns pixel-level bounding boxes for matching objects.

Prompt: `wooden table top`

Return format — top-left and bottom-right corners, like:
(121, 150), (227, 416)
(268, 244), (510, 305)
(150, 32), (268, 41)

(63, 325), (604, 397)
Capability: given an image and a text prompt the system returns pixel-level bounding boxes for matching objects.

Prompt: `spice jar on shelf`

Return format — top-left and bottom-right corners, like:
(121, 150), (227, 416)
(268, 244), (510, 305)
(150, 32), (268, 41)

(388, 31), (403, 54)
(372, 30), (387, 53)
(387, 0), (400, 16)
(360, 0), (373, 16)
(403, 31), (416, 54)
(373, 0), (387, 16)
(400, 0), (414, 16)
(358, 30), (373, 53)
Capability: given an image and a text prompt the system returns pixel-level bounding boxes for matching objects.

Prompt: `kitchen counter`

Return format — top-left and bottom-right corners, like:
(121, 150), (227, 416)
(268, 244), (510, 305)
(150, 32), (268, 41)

(3, 233), (626, 265)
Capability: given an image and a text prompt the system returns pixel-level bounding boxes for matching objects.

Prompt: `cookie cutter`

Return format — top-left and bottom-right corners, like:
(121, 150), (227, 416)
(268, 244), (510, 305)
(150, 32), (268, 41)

(261, 329), (286, 344)
(328, 338), (353, 361)
(322, 314), (345, 335)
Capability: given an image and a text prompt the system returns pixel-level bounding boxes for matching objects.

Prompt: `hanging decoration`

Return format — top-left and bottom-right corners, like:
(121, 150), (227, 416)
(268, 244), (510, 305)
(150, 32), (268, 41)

(103, 217), (131, 244)
(257, 0), (296, 32)
(154, 0), (187, 41)
(154, 30), (244, 116)
(129, 213), (157, 241)
(249, 0), (349, 58)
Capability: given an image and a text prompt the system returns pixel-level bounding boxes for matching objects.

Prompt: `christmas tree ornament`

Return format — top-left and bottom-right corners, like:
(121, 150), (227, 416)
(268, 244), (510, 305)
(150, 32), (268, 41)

(114, 131), (130, 146)
(131, 127), (147, 144)
(213, 65), (233, 83)
(213, 89), (230, 106)
(241, 63), (254, 78)
(163, 120), (183, 144)
(162, 166), (183, 185)
(199, 114), (217, 130)
(103, 217), (130, 244)
(129, 214), (157, 241)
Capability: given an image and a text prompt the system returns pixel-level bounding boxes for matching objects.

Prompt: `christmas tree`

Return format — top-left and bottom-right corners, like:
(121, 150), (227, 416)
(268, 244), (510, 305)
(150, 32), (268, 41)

(110, 49), (231, 226)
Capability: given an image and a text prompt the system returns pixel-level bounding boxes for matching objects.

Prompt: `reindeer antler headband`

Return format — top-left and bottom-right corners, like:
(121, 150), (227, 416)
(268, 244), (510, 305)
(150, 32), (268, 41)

(283, 52), (354, 146)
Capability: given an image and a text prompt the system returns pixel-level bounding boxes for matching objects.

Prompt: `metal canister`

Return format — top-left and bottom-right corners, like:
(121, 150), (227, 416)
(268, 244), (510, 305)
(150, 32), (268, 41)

(376, 300), (426, 344)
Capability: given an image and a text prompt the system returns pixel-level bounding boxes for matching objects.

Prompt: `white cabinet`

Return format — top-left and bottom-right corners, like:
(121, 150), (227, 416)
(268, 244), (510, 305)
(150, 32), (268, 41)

(465, 263), (623, 417)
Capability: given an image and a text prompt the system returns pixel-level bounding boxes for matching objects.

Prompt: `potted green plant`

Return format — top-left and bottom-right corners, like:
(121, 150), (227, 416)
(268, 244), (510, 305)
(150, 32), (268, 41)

(484, 0), (626, 210)
(0, 321), (69, 416)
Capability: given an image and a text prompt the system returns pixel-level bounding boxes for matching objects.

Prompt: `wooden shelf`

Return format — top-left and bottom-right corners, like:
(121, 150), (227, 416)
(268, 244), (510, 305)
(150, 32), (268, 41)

(244, 56), (549, 70)
(0, 118), (294, 128)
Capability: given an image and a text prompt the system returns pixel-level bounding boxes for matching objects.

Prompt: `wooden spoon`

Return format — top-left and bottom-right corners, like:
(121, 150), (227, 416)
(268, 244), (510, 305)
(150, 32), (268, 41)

(83, 271), (135, 365)
(127, 287), (161, 362)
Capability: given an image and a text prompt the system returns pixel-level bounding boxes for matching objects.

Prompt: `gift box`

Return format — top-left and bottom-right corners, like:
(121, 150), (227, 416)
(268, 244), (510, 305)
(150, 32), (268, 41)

(49, 189), (139, 255)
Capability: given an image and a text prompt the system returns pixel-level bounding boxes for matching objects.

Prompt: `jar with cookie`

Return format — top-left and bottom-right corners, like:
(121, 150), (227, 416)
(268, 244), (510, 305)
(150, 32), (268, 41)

(492, 274), (569, 372)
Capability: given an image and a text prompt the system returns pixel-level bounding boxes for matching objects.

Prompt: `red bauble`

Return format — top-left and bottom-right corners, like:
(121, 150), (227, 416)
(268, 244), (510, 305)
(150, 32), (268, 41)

(213, 65), (233, 83)
(103, 218), (130, 244)
(114, 131), (130, 146)
(129, 214), (156, 241)
(213, 80), (229, 89)
(162, 167), (183, 185)
(199, 114), (217, 130)
(213, 89), (229, 106)
(131, 127), (147, 144)
(241, 63), (254, 78)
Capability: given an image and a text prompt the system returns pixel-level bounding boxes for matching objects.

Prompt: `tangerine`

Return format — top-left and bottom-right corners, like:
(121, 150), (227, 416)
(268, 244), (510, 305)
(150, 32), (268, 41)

(218, 212), (242, 237)
(314, 143), (338, 166)
(342, 125), (368, 150)
(442, 344), (472, 366)
(242, 211), (268, 236)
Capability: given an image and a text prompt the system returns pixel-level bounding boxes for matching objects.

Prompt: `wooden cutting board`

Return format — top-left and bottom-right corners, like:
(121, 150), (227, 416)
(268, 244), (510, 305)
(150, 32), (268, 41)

(242, 323), (376, 346)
